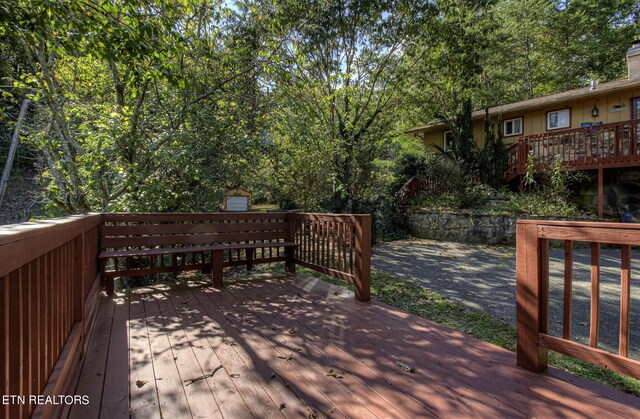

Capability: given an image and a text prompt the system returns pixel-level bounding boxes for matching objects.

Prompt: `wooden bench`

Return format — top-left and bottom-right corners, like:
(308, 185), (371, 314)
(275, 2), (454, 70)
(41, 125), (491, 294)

(99, 213), (298, 293)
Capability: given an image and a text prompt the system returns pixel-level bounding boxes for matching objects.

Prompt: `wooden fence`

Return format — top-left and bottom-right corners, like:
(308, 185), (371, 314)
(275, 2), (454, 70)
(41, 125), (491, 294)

(505, 119), (640, 183)
(0, 214), (102, 419)
(516, 220), (640, 379)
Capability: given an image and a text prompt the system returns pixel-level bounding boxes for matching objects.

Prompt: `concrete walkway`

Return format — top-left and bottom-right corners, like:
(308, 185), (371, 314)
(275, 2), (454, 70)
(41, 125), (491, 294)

(372, 238), (640, 359)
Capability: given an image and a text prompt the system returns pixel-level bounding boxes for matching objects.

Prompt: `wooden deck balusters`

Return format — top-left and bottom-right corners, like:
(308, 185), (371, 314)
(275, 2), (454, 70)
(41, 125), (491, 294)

(289, 213), (372, 301)
(516, 220), (640, 379)
(0, 214), (102, 419)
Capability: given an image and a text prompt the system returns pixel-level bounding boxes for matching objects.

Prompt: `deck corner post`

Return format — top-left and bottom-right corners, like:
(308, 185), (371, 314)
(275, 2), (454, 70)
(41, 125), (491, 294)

(285, 214), (296, 273)
(246, 248), (254, 271)
(106, 277), (115, 295)
(354, 215), (372, 302)
(598, 168), (604, 219)
(516, 222), (548, 372)
(211, 250), (224, 289)
(285, 247), (296, 273)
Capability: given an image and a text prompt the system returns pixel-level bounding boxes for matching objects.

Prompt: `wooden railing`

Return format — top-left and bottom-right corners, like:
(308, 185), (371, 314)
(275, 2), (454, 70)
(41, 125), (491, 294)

(0, 211), (372, 418)
(505, 119), (640, 183)
(397, 172), (482, 204)
(0, 214), (102, 419)
(516, 220), (640, 379)
(396, 176), (447, 204)
(289, 213), (371, 302)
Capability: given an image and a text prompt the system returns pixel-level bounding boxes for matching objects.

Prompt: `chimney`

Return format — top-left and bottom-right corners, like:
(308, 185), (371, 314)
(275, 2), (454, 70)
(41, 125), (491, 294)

(628, 39), (640, 79)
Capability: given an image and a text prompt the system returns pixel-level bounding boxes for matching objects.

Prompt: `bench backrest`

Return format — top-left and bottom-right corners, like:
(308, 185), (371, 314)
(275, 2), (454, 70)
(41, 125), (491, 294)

(101, 212), (291, 250)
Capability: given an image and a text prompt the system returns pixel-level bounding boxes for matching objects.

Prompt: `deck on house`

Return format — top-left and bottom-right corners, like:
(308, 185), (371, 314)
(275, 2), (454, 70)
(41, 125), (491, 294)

(67, 273), (640, 419)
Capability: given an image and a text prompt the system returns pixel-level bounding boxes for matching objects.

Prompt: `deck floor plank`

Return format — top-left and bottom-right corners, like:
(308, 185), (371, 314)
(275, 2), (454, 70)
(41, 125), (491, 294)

(236, 277), (526, 418)
(164, 290), (258, 419)
(187, 287), (345, 418)
(291, 275), (640, 417)
(99, 291), (130, 418)
(193, 287), (335, 418)
(68, 295), (115, 418)
(142, 291), (192, 419)
(128, 289), (162, 418)
(153, 289), (224, 419)
(188, 290), (290, 418)
(69, 273), (640, 419)
(224, 280), (437, 418)
(212, 284), (396, 418)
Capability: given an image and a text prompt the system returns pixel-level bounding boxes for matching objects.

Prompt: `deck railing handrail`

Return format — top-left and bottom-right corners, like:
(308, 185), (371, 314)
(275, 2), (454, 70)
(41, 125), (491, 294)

(0, 214), (102, 419)
(505, 119), (640, 182)
(0, 211), (372, 418)
(396, 172), (481, 204)
(516, 219), (640, 379)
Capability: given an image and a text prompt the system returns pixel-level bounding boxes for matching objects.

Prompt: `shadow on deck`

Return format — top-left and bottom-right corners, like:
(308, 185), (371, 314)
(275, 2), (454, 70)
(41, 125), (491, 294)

(68, 273), (639, 418)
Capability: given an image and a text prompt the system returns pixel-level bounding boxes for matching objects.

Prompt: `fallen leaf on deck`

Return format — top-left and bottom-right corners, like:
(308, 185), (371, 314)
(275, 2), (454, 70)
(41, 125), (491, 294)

(308, 413), (319, 419)
(230, 373), (240, 378)
(270, 372), (276, 379)
(277, 354), (294, 360)
(396, 361), (416, 373)
(279, 403), (287, 410)
(135, 380), (147, 388)
(287, 327), (296, 334)
(326, 369), (343, 379)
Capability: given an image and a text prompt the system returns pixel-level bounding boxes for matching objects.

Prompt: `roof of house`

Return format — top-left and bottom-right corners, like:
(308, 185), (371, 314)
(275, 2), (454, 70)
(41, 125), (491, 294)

(405, 77), (640, 135)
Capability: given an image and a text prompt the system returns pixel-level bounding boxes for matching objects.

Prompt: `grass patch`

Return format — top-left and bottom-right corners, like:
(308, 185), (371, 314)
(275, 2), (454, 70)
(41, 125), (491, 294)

(290, 266), (640, 397)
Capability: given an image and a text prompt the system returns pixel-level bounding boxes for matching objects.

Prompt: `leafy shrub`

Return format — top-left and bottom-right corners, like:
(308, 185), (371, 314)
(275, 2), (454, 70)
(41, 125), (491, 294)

(394, 150), (469, 194)
(355, 193), (407, 242)
(414, 185), (584, 217)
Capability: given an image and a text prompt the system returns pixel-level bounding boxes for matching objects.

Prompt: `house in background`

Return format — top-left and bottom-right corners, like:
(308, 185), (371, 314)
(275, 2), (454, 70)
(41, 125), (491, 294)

(406, 40), (640, 218)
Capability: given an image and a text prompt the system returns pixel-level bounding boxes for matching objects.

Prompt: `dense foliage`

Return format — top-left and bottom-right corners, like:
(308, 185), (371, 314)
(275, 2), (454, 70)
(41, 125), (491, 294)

(0, 0), (638, 219)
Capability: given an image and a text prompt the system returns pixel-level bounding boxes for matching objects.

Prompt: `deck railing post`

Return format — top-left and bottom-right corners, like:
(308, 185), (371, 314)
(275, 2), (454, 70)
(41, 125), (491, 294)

(354, 215), (371, 302)
(285, 214), (296, 273)
(516, 222), (548, 372)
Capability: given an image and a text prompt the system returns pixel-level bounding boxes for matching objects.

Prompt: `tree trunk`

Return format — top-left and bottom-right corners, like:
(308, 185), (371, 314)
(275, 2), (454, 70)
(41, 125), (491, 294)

(0, 99), (30, 207)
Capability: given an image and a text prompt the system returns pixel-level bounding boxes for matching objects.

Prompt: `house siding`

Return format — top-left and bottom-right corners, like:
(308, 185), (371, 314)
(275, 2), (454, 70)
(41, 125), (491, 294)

(415, 86), (640, 152)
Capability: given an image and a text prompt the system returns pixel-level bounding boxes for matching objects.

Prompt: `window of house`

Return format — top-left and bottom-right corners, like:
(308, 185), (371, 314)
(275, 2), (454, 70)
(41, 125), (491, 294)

(503, 117), (523, 136)
(443, 131), (454, 151)
(546, 109), (571, 130)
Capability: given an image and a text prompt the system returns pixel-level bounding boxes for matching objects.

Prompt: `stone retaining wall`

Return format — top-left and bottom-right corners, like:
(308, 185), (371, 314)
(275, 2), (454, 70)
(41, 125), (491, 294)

(406, 211), (598, 245)
(407, 211), (517, 245)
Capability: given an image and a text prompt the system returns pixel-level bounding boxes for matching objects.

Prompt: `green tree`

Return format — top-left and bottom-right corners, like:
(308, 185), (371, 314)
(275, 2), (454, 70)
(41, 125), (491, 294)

(479, 110), (507, 188)
(259, 0), (433, 212)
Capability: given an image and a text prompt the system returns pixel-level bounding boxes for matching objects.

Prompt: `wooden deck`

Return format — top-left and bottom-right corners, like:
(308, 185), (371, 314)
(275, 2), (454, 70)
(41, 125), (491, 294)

(68, 273), (640, 418)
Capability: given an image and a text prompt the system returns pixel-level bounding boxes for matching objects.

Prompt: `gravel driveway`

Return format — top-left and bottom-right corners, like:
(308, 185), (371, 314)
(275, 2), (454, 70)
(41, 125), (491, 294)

(372, 238), (640, 359)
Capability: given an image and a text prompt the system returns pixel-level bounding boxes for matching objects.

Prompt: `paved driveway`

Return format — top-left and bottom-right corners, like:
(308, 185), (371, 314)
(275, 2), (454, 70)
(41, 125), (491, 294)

(372, 238), (640, 359)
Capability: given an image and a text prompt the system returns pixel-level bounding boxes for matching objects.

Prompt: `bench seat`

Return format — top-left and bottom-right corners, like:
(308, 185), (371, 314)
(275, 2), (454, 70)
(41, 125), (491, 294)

(99, 242), (297, 259)
(100, 241), (298, 293)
